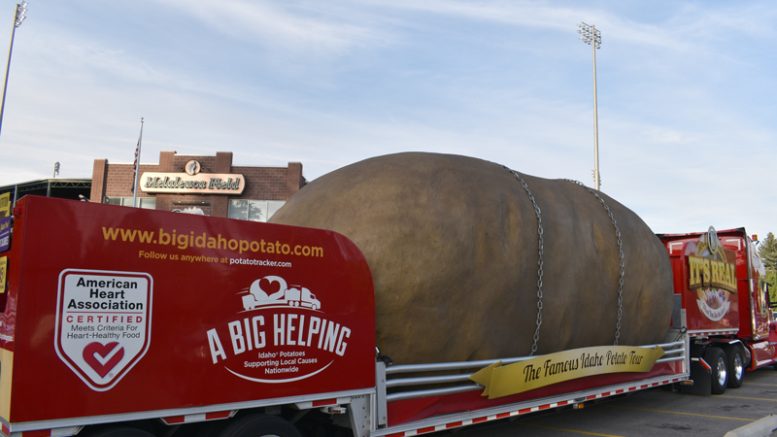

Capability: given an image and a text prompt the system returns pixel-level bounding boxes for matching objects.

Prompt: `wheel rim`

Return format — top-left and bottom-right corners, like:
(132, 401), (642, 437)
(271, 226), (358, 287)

(733, 352), (744, 382)
(716, 356), (728, 387)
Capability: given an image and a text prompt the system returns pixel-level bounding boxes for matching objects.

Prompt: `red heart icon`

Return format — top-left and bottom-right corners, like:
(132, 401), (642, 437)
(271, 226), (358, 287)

(83, 341), (124, 378)
(259, 277), (281, 295)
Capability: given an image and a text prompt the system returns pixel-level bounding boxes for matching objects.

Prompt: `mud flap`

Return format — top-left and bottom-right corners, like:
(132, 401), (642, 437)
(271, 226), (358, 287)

(679, 357), (712, 395)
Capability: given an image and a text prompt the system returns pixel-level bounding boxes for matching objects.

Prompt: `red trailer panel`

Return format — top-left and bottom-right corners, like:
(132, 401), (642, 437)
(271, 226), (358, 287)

(0, 196), (375, 426)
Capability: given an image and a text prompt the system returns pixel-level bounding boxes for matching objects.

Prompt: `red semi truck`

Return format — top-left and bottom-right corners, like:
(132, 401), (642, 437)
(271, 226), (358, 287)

(658, 227), (777, 395)
(0, 196), (773, 437)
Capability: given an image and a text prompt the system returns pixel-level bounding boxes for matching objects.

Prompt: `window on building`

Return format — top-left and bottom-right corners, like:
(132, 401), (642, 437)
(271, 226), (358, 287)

(228, 199), (285, 222)
(105, 196), (157, 210)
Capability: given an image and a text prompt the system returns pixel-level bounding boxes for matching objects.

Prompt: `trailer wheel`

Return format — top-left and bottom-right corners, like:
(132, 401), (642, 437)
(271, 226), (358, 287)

(217, 414), (302, 437)
(725, 346), (745, 388)
(705, 347), (728, 394)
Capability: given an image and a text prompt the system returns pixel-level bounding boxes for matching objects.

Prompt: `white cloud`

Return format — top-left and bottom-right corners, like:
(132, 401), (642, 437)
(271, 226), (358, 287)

(155, 0), (383, 55)
(360, 0), (690, 51)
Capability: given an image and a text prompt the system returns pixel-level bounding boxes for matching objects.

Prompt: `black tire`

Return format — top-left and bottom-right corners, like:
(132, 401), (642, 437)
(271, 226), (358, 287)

(218, 414), (302, 437)
(83, 427), (155, 437)
(726, 346), (745, 388)
(705, 347), (728, 394)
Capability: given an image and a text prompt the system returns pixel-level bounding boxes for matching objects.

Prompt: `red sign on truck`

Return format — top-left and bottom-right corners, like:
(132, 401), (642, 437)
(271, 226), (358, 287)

(0, 196), (375, 425)
(204, 273), (357, 384)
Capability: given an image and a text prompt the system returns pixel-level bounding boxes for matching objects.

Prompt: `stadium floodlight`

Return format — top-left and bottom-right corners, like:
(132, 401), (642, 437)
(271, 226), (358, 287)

(14, 1), (27, 28)
(0, 1), (28, 139)
(578, 22), (602, 191)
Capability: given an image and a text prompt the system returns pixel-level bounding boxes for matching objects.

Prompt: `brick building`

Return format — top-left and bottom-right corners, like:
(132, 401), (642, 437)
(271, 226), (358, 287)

(90, 151), (305, 222)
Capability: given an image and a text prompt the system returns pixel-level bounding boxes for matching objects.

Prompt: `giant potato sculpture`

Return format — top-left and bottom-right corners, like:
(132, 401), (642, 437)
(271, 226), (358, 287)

(270, 152), (674, 364)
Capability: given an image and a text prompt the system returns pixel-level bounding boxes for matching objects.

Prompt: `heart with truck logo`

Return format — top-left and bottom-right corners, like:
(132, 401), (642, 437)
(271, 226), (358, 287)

(259, 277), (283, 295)
(82, 341), (125, 378)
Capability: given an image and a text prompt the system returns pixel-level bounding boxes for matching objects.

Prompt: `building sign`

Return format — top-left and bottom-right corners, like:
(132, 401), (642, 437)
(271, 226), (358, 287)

(140, 160), (245, 195)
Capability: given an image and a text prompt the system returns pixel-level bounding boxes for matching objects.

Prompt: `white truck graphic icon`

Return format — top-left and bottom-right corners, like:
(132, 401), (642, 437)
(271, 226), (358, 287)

(242, 275), (321, 311)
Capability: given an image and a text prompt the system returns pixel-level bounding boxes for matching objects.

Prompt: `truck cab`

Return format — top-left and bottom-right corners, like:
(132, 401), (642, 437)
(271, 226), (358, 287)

(659, 227), (777, 394)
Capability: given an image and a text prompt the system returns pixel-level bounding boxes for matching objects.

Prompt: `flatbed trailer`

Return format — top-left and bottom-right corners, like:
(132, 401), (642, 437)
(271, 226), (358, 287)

(0, 196), (690, 437)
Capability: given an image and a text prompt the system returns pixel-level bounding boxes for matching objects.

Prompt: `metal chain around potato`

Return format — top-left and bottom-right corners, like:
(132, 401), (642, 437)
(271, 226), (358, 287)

(507, 168), (545, 355)
(564, 179), (626, 345)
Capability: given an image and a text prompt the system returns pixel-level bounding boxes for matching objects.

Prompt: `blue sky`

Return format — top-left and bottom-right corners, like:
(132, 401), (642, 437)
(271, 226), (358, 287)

(0, 1), (774, 238)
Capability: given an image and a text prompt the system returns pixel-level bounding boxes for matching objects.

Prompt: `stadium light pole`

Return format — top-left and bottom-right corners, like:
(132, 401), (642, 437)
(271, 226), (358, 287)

(578, 21), (602, 191)
(0, 1), (27, 139)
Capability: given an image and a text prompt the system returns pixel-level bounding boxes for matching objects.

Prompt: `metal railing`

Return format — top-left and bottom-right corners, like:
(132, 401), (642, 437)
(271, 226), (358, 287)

(383, 339), (687, 402)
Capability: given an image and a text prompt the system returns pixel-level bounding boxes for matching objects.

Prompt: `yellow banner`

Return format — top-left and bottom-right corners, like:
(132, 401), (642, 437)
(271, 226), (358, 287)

(0, 193), (9, 218)
(470, 345), (664, 399)
(0, 256), (6, 294)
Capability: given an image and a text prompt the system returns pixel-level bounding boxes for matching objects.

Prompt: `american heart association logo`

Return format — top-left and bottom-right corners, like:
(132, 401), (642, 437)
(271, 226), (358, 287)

(83, 341), (125, 378)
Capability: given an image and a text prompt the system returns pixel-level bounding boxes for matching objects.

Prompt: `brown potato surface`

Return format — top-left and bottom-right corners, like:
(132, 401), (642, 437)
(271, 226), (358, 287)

(271, 153), (674, 364)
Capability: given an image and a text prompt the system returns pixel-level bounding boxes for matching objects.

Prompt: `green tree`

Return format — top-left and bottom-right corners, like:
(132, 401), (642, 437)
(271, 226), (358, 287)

(759, 232), (777, 305)
(768, 270), (777, 307)
(759, 232), (777, 269)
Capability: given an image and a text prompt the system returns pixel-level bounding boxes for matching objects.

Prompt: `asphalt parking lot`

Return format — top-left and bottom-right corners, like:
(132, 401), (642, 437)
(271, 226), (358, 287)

(451, 367), (777, 436)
